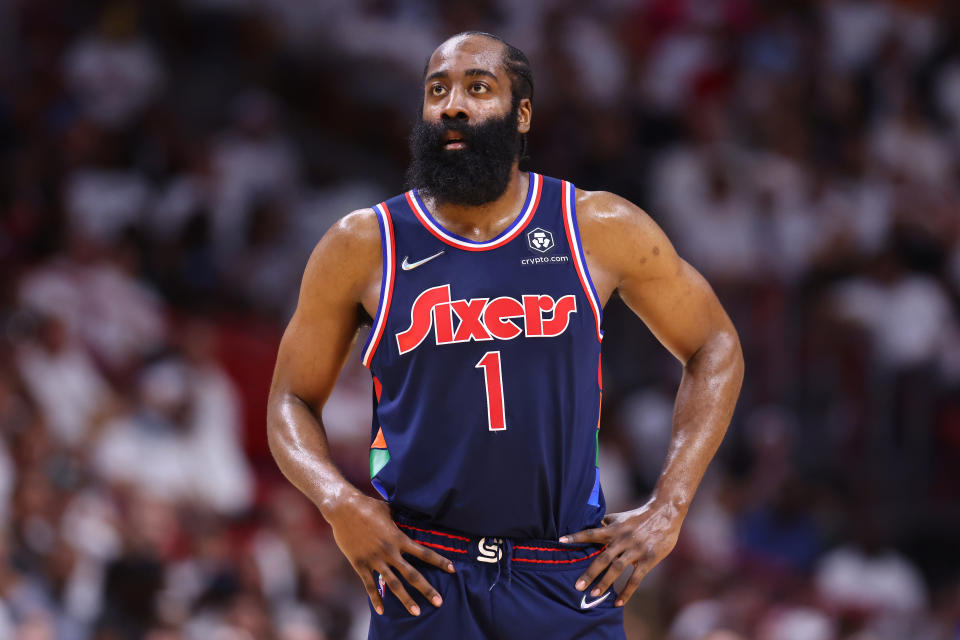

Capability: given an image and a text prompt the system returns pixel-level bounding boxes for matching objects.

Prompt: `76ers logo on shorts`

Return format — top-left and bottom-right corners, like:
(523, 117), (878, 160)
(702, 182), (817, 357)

(526, 227), (554, 253)
(476, 537), (503, 563)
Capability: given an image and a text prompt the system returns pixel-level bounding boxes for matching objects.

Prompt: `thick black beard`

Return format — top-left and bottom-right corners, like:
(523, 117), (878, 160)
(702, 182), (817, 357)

(405, 109), (521, 206)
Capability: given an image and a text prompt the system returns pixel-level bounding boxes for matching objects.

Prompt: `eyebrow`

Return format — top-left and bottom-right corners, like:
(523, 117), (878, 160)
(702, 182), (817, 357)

(425, 68), (499, 83)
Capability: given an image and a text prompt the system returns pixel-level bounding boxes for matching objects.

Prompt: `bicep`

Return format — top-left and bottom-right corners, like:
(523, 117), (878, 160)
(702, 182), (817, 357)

(618, 250), (732, 365)
(270, 212), (380, 413)
(273, 290), (361, 414)
(583, 192), (734, 365)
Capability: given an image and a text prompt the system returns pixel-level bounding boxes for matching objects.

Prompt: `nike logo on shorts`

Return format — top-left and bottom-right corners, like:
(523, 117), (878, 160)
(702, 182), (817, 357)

(401, 251), (445, 271)
(580, 591), (611, 609)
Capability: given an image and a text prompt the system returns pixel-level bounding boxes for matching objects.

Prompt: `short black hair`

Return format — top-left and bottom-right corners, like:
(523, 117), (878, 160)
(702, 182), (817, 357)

(461, 31), (534, 105)
(422, 32), (534, 106)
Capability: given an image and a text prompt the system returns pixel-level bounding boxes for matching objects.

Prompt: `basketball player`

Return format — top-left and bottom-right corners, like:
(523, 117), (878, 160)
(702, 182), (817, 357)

(268, 32), (744, 639)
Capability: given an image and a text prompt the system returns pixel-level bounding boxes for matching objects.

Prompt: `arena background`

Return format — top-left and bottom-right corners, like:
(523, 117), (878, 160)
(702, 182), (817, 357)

(1, 1), (959, 638)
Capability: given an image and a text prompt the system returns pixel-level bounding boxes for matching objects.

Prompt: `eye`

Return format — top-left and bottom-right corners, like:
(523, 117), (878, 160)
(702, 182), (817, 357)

(429, 84), (446, 97)
(470, 82), (489, 94)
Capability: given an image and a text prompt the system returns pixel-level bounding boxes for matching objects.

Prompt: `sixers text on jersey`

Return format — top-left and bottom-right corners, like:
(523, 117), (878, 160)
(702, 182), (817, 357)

(396, 285), (578, 353)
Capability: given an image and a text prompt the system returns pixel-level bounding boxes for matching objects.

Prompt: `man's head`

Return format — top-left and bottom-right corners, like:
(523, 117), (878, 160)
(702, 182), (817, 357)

(406, 32), (534, 206)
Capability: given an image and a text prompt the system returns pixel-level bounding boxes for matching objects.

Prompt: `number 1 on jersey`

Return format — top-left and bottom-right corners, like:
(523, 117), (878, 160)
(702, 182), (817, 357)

(476, 351), (506, 431)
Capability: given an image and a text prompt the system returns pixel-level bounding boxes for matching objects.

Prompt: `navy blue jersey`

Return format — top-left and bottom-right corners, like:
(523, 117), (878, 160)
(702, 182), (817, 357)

(360, 173), (606, 540)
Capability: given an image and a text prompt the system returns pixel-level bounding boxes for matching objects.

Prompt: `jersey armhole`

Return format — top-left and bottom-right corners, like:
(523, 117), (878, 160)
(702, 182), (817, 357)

(560, 181), (604, 342)
(361, 202), (396, 367)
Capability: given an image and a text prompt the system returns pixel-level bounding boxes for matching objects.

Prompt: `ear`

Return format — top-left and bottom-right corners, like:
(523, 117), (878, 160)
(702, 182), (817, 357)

(517, 98), (532, 134)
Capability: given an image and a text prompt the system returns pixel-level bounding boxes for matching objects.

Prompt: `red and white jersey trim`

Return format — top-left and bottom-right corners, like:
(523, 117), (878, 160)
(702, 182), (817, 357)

(362, 202), (396, 368)
(560, 181), (603, 342)
(406, 173), (543, 251)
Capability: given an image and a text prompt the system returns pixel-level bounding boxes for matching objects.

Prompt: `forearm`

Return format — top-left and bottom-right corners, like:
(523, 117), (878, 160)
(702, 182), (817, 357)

(267, 391), (364, 521)
(650, 328), (744, 516)
(561, 328), (743, 603)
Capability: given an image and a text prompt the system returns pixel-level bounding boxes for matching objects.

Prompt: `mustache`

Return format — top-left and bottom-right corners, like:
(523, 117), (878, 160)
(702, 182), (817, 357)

(418, 118), (485, 144)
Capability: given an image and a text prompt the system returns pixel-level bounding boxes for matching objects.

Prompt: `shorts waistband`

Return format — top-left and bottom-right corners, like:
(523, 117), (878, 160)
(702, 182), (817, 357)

(393, 515), (606, 570)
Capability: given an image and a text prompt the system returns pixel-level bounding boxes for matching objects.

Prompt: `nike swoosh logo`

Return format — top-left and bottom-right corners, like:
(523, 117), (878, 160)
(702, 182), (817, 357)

(401, 251), (445, 271)
(580, 592), (611, 609)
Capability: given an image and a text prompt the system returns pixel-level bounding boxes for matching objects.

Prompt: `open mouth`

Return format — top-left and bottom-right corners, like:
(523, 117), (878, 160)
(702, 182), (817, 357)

(443, 132), (467, 150)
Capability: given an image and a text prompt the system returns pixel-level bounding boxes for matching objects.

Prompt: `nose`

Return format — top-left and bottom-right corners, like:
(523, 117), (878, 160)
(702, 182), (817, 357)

(440, 87), (469, 122)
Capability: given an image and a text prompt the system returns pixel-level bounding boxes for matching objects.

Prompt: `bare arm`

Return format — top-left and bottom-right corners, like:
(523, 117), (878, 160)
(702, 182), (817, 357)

(267, 210), (374, 516)
(559, 190), (744, 606)
(267, 209), (453, 617)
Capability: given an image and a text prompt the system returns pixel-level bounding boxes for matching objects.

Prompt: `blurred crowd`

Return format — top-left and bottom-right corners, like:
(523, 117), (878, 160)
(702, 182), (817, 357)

(1, 0), (959, 638)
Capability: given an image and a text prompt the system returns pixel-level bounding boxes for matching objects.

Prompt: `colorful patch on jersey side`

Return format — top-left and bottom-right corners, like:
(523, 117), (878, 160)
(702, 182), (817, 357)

(595, 429), (600, 468)
(370, 426), (390, 499)
(370, 448), (390, 478)
(591, 377), (602, 505)
(371, 427), (387, 450)
(407, 173), (543, 251)
(371, 478), (388, 500)
(362, 203), (396, 368)
(587, 468), (601, 507)
(560, 181), (603, 342)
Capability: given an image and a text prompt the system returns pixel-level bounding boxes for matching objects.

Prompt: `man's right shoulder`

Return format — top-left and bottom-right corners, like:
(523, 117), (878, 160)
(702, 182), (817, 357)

(299, 207), (384, 296)
(307, 207), (383, 264)
(325, 207), (382, 247)
(301, 208), (383, 308)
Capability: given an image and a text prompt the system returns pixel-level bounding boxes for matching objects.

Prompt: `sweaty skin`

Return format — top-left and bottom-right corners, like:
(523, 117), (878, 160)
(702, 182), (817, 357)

(267, 33), (744, 618)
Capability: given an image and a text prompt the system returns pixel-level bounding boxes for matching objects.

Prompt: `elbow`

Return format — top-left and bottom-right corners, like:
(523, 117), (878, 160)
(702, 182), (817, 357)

(265, 393), (285, 458)
(265, 388), (297, 458)
(723, 327), (745, 389)
(714, 324), (744, 372)
(688, 326), (744, 386)
(265, 388), (318, 458)
(726, 327), (746, 380)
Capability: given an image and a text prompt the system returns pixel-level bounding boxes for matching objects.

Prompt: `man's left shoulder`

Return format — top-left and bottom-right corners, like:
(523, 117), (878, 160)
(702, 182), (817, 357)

(570, 188), (658, 238)
(569, 186), (679, 284)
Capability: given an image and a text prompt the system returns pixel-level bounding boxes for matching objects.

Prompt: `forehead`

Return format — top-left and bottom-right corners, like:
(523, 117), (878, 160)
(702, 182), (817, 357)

(425, 35), (506, 81)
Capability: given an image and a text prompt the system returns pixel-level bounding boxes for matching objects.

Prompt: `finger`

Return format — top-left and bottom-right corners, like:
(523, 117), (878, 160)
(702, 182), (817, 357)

(394, 557), (444, 608)
(403, 539), (456, 573)
(379, 566), (421, 616)
(559, 527), (608, 544)
(573, 545), (617, 591)
(589, 553), (635, 597)
(359, 569), (384, 615)
(614, 563), (649, 607)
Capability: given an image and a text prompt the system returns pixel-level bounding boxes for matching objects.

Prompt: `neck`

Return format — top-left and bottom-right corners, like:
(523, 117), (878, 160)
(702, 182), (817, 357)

(421, 163), (527, 242)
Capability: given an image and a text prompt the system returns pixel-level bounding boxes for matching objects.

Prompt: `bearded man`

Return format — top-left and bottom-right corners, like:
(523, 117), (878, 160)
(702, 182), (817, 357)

(267, 31), (744, 639)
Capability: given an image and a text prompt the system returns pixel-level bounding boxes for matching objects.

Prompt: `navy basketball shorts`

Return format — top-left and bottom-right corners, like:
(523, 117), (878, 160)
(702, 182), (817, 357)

(368, 516), (626, 639)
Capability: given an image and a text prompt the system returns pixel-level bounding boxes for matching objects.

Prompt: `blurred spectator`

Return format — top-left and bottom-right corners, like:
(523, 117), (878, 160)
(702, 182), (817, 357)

(14, 314), (115, 448)
(755, 606), (836, 640)
(210, 89), (300, 260)
(736, 479), (822, 575)
(816, 543), (926, 617)
(18, 236), (167, 374)
(63, 2), (165, 130)
(828, 248), (956, 372)
(871, 100), (953, 187)
(94, 356), (253, 514)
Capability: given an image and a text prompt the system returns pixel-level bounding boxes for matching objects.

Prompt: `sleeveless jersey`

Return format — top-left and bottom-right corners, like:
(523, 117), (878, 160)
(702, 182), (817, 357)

(360, 173), (606, 540)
